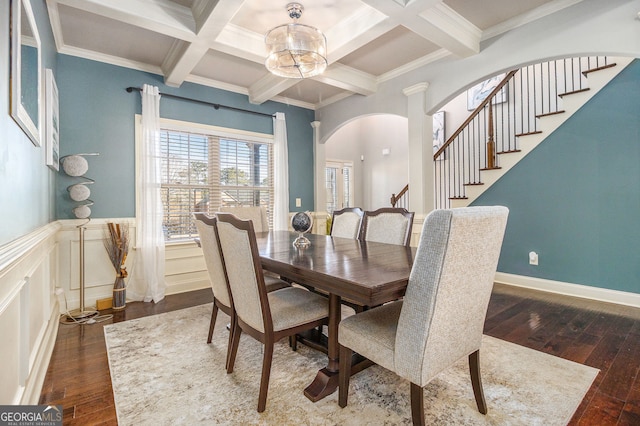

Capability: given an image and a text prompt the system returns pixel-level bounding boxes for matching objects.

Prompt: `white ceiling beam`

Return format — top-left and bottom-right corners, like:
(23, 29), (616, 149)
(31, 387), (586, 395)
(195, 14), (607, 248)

(324, 6), (393, 63)
(312, 64), (377, 96)
(416, 3), (480, 57)
(163, 0), (246, 87)
(360, 0), (480, 57)
(359, 0), (440, 18)
(481, 0), (585, 41)
(53, 0), (196, 41)
(162, 40), (209, 87)
(191, 0), (246, 38)
(248, 74), (299, 105)
(211, 24), (267, 64)
(45, 1), (65, 51)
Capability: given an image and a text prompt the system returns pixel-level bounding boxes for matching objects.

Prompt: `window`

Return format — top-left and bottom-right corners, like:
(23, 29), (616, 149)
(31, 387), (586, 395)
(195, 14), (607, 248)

(143, 118), (273, 242)
(325, 160), (354, 214)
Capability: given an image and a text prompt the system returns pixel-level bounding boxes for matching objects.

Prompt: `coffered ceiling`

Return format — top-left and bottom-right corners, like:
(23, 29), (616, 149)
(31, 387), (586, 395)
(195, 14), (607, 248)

(46, 0), (583, 109)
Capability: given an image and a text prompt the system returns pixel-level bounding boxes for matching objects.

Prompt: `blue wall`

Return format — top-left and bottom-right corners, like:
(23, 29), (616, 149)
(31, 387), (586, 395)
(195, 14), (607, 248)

(474, 60), (640, 294)
(0, 0), (57, 246)
(55, 55), (315, 219)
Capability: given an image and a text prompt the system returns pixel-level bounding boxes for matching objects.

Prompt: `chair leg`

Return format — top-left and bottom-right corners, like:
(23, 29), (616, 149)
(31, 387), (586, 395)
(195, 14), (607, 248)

(410, 383), (425, 426)
(289, 335), (298, 351)
(224, 314), (236, 371)
(338, 345), (352, 408)
(226, 322), (241, 374)
(469, 349), (487, 414)
(207, 304), (219, 344)
(257, 341), (274, 413)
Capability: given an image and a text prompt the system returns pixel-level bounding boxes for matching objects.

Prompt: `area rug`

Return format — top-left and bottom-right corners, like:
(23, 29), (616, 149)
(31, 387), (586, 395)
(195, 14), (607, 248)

(104, 304), (598, 425)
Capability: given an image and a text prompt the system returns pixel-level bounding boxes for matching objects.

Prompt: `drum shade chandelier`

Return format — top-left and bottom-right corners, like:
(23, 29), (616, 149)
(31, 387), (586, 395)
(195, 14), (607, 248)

(265, 3), (327, 79)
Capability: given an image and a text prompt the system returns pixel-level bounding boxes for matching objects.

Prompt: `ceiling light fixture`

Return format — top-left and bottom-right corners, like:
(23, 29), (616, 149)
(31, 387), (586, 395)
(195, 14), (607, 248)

(265, 3), (327, 79)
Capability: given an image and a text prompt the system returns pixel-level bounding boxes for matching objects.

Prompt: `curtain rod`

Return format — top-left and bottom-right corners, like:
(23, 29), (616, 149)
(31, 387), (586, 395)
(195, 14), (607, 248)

(125, 87), (275, 118)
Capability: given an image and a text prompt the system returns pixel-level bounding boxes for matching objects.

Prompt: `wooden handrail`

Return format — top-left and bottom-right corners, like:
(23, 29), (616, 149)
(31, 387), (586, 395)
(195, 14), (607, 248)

(434, 56), (611, 209)
(391, 184), (409, 207)
(434, 70), (518, 160)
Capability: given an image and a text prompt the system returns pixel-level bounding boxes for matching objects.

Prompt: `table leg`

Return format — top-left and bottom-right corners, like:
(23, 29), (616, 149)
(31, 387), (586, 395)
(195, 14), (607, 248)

(303, 293), (341, 401)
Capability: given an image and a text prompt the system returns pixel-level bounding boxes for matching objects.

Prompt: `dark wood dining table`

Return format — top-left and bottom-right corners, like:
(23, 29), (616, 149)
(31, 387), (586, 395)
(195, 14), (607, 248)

(255, 230), (415, 402)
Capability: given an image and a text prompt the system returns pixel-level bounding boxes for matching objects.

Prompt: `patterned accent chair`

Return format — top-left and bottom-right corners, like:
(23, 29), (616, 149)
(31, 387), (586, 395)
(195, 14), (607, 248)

(219, 206), (269, 232)
(215, 213), (330, 413)
(338, 206), (509, 425)
(360, 207), (415, 246)
(330, 207), (364, 239)
(193, 214), (289, 361)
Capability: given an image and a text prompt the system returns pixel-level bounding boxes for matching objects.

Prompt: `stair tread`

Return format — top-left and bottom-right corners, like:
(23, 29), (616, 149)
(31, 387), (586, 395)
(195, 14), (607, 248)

(449, 196), (468, 200)
(537, 110), (565, 118)
(464, 182), (484, 186)
(582, 63), (616, 75)
(497, 150), (522, 154)
(515, 131), (542, 137)
(480, 167), (502, 171)
(559, 88), (590, 98)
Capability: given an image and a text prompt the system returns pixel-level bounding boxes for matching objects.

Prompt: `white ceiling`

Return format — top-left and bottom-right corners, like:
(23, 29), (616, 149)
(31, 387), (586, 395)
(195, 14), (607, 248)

(46, 0), (583, 110)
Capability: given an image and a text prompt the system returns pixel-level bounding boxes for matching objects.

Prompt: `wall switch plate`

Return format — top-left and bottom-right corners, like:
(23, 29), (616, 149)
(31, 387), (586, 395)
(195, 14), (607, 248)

(529, 251), (538, 266)
(295, 198), (302, 207)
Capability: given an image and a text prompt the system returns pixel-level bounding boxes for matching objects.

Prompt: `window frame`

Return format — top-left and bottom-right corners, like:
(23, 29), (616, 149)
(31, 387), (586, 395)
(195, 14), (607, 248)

(135, 115), (274, 244)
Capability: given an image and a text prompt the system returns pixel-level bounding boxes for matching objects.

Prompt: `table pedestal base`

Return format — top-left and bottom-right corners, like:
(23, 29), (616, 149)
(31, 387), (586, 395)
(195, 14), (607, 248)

(303, 367), (339, 402)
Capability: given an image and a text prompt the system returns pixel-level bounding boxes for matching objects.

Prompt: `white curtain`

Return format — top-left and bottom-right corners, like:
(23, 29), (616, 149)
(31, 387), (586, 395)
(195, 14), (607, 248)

(129, 84), (166, 303)
(273, 112), (290, 231)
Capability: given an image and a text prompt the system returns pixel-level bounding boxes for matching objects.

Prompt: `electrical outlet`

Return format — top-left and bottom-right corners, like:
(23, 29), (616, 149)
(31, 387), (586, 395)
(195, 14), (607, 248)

(529, 251), (538, 266)
(295, 198), (302, 207)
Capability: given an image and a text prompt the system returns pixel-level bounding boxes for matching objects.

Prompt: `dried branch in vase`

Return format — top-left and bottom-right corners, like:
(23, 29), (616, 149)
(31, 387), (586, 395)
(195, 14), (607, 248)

(104, 222), (129, 310)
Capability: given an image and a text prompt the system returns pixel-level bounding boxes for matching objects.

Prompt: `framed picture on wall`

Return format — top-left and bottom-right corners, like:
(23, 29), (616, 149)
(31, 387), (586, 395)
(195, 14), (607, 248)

(45, 69), (60, 171)
(467, 73), (507, 111)
(433, 110), (445, 158)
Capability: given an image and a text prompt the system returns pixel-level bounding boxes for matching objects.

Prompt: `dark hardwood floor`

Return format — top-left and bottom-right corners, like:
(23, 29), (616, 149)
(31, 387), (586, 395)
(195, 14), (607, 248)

(39, 283), (640, 425)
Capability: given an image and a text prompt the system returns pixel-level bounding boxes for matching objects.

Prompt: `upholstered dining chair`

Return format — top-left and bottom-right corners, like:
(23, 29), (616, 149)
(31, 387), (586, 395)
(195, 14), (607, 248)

(219, 205), (269, 232)
(330, 207), (364, 239)
(360, 207), (415, 246)
(215, 212), (330, 413)
(193, 213), (289, 365)
(338, 206), (509, 426)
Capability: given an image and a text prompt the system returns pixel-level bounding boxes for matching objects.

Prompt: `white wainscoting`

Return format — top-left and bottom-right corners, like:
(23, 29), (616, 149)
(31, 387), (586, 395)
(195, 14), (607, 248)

(57, 218), (210, 310)
(0, 222), (60, 404)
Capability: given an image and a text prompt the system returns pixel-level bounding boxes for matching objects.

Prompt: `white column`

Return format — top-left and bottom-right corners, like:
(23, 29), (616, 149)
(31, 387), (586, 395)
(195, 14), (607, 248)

(311, 121), (326, 227)
(403, 83), (435, 215)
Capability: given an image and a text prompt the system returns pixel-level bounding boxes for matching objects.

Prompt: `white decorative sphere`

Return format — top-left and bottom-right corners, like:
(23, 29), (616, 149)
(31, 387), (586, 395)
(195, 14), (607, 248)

(62, 155), (89, 176)
(73, 205), (91, 219)
(68, 184), (90, 201)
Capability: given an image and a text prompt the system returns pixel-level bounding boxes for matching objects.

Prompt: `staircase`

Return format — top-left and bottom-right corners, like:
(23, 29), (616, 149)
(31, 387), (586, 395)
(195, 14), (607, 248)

(435, 56), (633, 209)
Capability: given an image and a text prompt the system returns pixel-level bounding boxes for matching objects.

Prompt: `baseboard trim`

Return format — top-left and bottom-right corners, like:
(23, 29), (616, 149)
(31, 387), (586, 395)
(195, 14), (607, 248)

(165, 280), (209, 296)
(494, 272), (640, 309)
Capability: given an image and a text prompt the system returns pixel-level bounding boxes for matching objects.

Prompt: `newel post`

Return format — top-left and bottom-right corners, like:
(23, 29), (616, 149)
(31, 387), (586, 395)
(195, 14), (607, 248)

(486, 101), (496, 169)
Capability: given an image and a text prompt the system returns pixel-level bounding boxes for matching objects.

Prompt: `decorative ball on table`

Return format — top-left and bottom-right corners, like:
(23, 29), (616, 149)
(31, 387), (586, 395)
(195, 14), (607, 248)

(291, 211), (313, 248)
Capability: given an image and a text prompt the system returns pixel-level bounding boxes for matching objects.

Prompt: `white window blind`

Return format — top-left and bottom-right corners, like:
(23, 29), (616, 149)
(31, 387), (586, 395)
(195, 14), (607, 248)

(157, 125), (273, 242)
